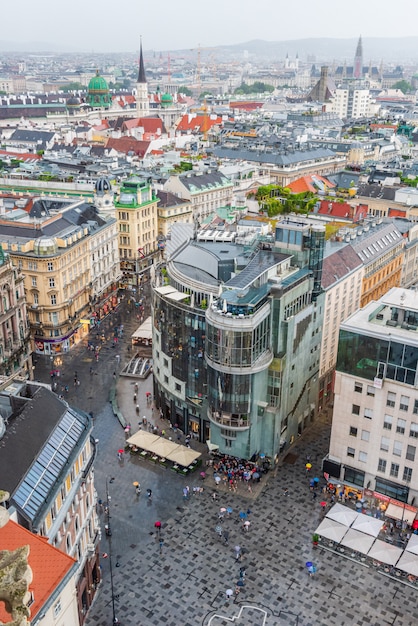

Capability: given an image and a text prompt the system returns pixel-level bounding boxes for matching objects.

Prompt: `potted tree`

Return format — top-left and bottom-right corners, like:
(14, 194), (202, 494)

(312, 533), (319, 548)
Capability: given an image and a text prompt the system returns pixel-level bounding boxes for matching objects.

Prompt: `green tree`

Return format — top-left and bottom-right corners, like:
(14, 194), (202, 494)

(392, 80), (412, 94)
(234, 81), (274, 95)
(59, 82), (84, 92)
(178, 85), (193, 96)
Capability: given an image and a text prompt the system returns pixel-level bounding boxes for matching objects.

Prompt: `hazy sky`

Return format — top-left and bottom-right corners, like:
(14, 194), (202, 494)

(5, 0), (418, 52)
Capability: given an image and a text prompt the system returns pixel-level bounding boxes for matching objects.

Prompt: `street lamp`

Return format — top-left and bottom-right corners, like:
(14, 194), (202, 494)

(105, 479), (119, 625)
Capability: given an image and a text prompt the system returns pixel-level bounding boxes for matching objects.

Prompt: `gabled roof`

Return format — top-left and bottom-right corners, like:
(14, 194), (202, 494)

(156, 190), (189, 208)
(287, 174), (335, 194)
(105, 137), (150, 157)
(317, 200), (368, 222)
(0, 519), (76, 623)
(322, 245), (363, 289)
(175, 171), (232, 192)
(176, 114), (223, 133)
(9, 129), (55, 144)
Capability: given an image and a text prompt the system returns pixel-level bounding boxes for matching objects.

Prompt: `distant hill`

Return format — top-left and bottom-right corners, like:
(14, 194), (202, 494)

(0, 37), (417, 62)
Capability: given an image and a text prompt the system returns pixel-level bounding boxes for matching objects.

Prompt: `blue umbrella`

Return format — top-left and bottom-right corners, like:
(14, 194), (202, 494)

(305, 561), (313, 568)
(227, 507), (233, 514)
(260, 453), (265, 459)
(313, 477), (320, 483)
(239, 511), (247, 520)
(310, 479), (315, 487)
(236, 580), (245, 586)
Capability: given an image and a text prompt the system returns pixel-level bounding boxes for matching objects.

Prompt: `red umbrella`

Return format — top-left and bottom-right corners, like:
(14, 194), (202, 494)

(412, 519), (418, 530)
(320, 501), (327, 508)
(118, 449), (124, 454)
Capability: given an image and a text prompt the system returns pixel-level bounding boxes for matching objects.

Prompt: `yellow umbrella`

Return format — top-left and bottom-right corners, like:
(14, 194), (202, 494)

(306, 463), (312, 470)
(133, 481), (139, 487)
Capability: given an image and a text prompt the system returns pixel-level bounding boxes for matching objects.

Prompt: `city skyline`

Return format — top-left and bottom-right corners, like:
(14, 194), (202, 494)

(5, 0), (418, 53)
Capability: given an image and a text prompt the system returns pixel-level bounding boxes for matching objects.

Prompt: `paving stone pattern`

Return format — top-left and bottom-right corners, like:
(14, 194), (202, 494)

(33, 292), (418, 626)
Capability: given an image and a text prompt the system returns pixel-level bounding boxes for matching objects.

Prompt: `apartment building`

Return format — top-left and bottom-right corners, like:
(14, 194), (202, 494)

(0, 201), (119, 355)
(325, 288), (418, 520)
(0, 382), (100, 623)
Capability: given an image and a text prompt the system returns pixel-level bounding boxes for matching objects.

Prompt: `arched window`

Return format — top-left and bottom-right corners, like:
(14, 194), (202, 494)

(75, 515), (80, 533)
(66, 534), (72, 552)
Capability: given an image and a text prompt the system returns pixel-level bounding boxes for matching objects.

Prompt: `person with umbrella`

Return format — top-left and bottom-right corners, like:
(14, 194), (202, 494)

(133, 481), (140, 495)
(117, 449), (124, 461)
(234, 545), (241, 561)
(305, 462), (312, 475)
(320, 500), (327, 512)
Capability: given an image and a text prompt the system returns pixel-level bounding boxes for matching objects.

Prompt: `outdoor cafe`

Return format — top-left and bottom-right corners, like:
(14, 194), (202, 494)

(126, 430), (202, 474)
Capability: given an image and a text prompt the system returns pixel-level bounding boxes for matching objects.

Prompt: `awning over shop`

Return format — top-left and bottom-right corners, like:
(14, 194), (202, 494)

(386, 503), (417, 525)
(367, 539), (403, 565)
(132, 316), (153, 340)
(206, 440), (219, 452)
(326, 503), (359, 527)
(397, 551), (418, 577)
(339, 528), (375, 553)
(315, 518), (347, 543)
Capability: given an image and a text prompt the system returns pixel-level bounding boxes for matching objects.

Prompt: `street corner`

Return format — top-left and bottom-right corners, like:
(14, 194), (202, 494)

(204, 603), (279, 626)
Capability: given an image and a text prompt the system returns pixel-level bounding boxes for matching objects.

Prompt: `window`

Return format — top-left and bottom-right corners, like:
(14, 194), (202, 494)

(31, 276), (37, 287)
(354, 382), (363, 393)
(349, 426), (358, 437)
(175, 383), (181, 392)
(164, 375), (168, 384)
(47, 262), (54, 271)
(413, 400), (418, 415)
(366, 385), (375, 397)
(403, 466), (413, 482)
(49, 277), (55, 288)
(364, 408), (373, 419)
(393, 441), (402, 457)
(396, 419), (406, 435)
(406, 445), (416, 461)
(390, 463), (399, 478)
(377, 458), (387, 473)
(410, 423), (418, 438)
(352, 404), (360, 415)
(387, 392), (396, 408)
(344, 466), (364, 487)
(361, 430), (370, 442)
(400, 395), (409, 411)
(383, 415), (392, 430)
(347, 447), (355, 458)
(53, 600), (62, 618)
(380, 437), (390, 452)
(163, 358), (168, 368)
(50, 294), (57, 305)
(33, 293), (39, 305)
(359, 451), (367, 463)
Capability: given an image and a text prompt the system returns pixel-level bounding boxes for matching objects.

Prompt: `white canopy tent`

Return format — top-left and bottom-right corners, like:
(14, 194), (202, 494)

(396, 551), (418, 577)
(405, 534), (418, 556)
(339, 528), (375, 554)
(367, 539), (403, 565)
(315, 518), (347, 543)
(132, 316), (153, 341)
(351, 514), (383, 538)
(326, 503), (359, 527)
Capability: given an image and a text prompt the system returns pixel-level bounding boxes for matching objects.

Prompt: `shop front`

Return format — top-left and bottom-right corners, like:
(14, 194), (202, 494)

(363, 489), (418, 524)
(90, 289), (119, 325)
(34, 327), (81, 356)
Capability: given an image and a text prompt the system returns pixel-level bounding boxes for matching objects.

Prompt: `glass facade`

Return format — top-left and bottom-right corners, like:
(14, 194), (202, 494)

(153, 294), (206, 401)
(206, 316), (270, 367)
(337, 329), (418, 386)
(207, 365), (251, 422)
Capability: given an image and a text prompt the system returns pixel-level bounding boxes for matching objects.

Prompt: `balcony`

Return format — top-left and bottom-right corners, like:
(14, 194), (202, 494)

(208, 408), (251, 430)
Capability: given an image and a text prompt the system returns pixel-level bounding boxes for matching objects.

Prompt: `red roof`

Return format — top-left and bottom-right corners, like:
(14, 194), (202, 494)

(139, 117), (163, 134)
(0, 520), (76, 623)
(388, 207), (407, 218)
(229, 101), (264, 111)
(105, 137), (150, 157)
(286, 175), (335, 194)
(317, 200), (368, 222)
(176, 114), (223, 133)
(0, 149), (42, 162)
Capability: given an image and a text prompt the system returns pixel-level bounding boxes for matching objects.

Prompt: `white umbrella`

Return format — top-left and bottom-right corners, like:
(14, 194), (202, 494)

(315, 518), (347, 543)
(405, 534), (418, 555)
(351, 514), (383, 538)
(326, 503), (359, 527)
(367, 539), (403, 565)
(339, 528), (375, 554)
(397, 551), (418, 577)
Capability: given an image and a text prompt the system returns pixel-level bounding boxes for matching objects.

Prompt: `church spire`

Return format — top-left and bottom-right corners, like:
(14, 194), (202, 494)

(137, 39), (147, 84)
(353, 35), (363, 79)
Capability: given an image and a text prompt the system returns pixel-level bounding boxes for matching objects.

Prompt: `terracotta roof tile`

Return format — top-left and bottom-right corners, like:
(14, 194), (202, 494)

(0, 520), (76, 622)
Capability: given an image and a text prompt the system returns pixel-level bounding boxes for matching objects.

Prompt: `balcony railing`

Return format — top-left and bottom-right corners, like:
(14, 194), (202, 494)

(208, 409), (251, 430)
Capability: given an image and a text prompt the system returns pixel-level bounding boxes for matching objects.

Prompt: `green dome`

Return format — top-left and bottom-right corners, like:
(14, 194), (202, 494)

(87, 70), (111, 109)
(161, 92), (173, 108)
(88, 70), (109, 93)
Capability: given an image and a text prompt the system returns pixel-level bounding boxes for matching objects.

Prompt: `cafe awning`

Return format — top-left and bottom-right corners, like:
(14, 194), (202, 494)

(206, 439), (219, 452)
(406, 534), (418, 555)
(166, 447), (201, 467)
(127, 430), (201, 467)
(315, 518), (347, 543)
(351, 514), (383, 538)
(339, 528), (375, 554)
(386, 502), (417, 525)
(397, 551), (418, 577)
(132, 316), (152, 340)
(326, 503), (359, 527)
(127, 430), (160, 448)
(367, 539), (403, 565)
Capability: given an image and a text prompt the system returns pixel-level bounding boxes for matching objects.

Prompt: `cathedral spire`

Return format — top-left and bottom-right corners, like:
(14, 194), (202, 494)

(353, 35), (363, 79)
(137, 39), (147, 84)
